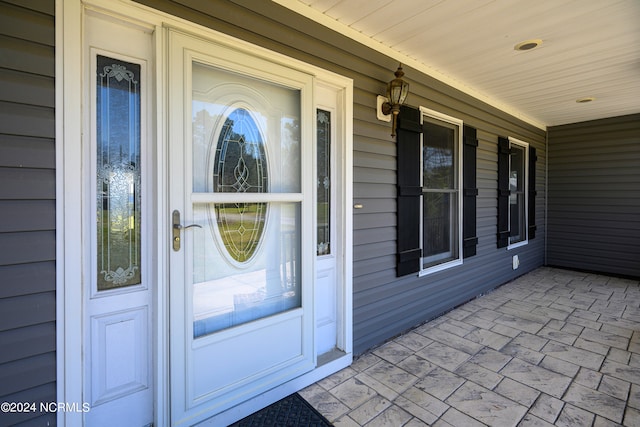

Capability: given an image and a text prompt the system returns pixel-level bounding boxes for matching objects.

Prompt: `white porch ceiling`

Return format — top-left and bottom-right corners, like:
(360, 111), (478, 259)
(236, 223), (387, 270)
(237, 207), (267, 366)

(275, 0), (640, 128)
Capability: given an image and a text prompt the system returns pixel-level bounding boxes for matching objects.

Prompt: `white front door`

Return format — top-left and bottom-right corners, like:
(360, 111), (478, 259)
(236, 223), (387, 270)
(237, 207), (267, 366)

(168, 30), (316, 425)
(83, 11), (154, 427)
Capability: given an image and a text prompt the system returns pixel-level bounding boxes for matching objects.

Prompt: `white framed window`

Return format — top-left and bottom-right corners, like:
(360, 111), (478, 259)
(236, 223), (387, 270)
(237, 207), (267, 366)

(419, 107), (463, 274)
(508, 137), (529, 248)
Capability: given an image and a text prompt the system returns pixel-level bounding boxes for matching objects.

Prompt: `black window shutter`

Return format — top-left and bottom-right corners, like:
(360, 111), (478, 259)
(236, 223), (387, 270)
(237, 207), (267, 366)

(528, 146), (537, 240)
(396, 105), (422, 276)
(497, 136), (510, 248)
(462, 125), (478, 258)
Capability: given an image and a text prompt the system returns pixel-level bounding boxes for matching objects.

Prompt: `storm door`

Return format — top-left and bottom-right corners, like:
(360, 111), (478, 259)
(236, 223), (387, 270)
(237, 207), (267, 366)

(168, 30), (315, 425)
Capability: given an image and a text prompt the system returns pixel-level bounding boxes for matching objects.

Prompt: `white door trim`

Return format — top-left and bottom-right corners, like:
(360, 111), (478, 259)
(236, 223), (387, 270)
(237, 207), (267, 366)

(56, 0), (84, 425)
(57, 1), (353, 425)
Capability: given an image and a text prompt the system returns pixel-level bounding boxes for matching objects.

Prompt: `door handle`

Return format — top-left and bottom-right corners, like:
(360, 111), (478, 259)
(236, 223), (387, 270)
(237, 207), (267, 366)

(172, 210), (202, 251)
(174, 224), (202, 230)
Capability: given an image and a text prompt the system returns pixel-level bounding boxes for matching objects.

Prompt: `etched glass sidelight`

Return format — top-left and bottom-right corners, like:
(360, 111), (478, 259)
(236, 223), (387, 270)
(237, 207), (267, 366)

(96, 55), (142, 290)
(316, 109), (331, 255)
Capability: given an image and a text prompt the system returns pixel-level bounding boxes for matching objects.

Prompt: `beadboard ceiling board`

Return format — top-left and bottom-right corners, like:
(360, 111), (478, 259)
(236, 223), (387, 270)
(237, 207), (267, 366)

(276, 0), (640, 128)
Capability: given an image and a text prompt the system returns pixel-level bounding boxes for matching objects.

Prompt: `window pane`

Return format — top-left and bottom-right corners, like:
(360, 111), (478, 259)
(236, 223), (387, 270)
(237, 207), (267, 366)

(510, 193), (526, 243)
(510, 146), (524, 192)
(190, 61), (303, 338)
(192, 202), (301, 337)
(423, 120), (456, 189)
(96, 55), (142, 291)
(422, 192), (459, 267)
(317, 109), (331, 255)
(191, 62), (300, 193)
(421, 114), (460, 270)
(509, 144), (526, 244)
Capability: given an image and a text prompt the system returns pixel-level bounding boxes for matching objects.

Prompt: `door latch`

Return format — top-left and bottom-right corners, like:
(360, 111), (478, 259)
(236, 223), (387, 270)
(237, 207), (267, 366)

(172, 210), (202, 251)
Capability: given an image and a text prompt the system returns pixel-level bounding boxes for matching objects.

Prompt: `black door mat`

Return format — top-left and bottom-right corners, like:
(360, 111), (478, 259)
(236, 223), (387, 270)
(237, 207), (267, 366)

(229, 393), (333, 426)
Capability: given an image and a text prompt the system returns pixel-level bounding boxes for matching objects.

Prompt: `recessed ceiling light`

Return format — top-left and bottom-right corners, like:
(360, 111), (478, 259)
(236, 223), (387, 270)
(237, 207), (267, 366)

(576, 97), (595, 103)
(514, 39), (543, 51)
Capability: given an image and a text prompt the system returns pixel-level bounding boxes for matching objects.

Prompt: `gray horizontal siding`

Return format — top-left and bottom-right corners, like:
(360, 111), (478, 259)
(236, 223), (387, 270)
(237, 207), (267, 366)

(548, 114), (640, 278)
(0, 323), (56, 365)
(0, 134), (55, 169)
(0, 102), (56, 139)
(0, 200), (56, 232)
(0, 383), (56, 426)
(0, 1), (56, 424)
(0, 2), (54, 45)
(0, 35), (55, 77)
(0, 262), (55, 298)
(139, 0), (546, 355)
(0, 293), (56, 337)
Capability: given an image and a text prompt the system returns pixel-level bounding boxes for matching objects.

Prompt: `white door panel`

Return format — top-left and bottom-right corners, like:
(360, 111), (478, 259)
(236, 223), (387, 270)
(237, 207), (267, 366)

(316, 264), (337, 354)
(192, 313), (305, 401)
(90, 306), (148, 405)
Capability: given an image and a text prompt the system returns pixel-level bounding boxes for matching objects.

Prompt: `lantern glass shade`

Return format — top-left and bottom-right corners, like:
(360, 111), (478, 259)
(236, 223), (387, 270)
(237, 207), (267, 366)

(381, 64), (409, 137)
(386, 66), (409, 105)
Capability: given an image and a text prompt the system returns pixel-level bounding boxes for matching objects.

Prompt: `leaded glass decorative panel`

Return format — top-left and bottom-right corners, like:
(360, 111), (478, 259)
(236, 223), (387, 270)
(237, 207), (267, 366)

(316, 109), (331, 255)
(214, 202), (266, 263)
(213, 109), (268, 194)
(96, 55), (142, 290)
(213, 109), (268, 263)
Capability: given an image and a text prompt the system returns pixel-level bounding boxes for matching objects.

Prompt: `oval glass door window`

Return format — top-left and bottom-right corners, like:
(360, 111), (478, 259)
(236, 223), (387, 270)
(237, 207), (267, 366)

(212, 108), (268, 263)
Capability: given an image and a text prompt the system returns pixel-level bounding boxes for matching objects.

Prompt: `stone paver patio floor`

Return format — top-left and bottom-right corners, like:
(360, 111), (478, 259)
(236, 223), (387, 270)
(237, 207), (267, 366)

(300, 267), (640, 426)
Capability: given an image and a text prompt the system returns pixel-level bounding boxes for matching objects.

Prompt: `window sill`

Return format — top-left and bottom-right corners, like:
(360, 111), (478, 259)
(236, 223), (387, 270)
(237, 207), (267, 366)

(507, 240), (528, 250)
(419, 258), (463, 277)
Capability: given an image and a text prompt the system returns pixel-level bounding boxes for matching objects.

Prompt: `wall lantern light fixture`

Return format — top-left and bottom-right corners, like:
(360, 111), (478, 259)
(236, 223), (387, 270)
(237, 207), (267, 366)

(379, 64), (409, 137)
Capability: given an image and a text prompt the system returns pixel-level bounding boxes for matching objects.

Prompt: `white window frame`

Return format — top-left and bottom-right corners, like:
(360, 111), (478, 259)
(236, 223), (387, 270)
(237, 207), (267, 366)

(419, 107), (463, 276)
(507, 136), (529, 249)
